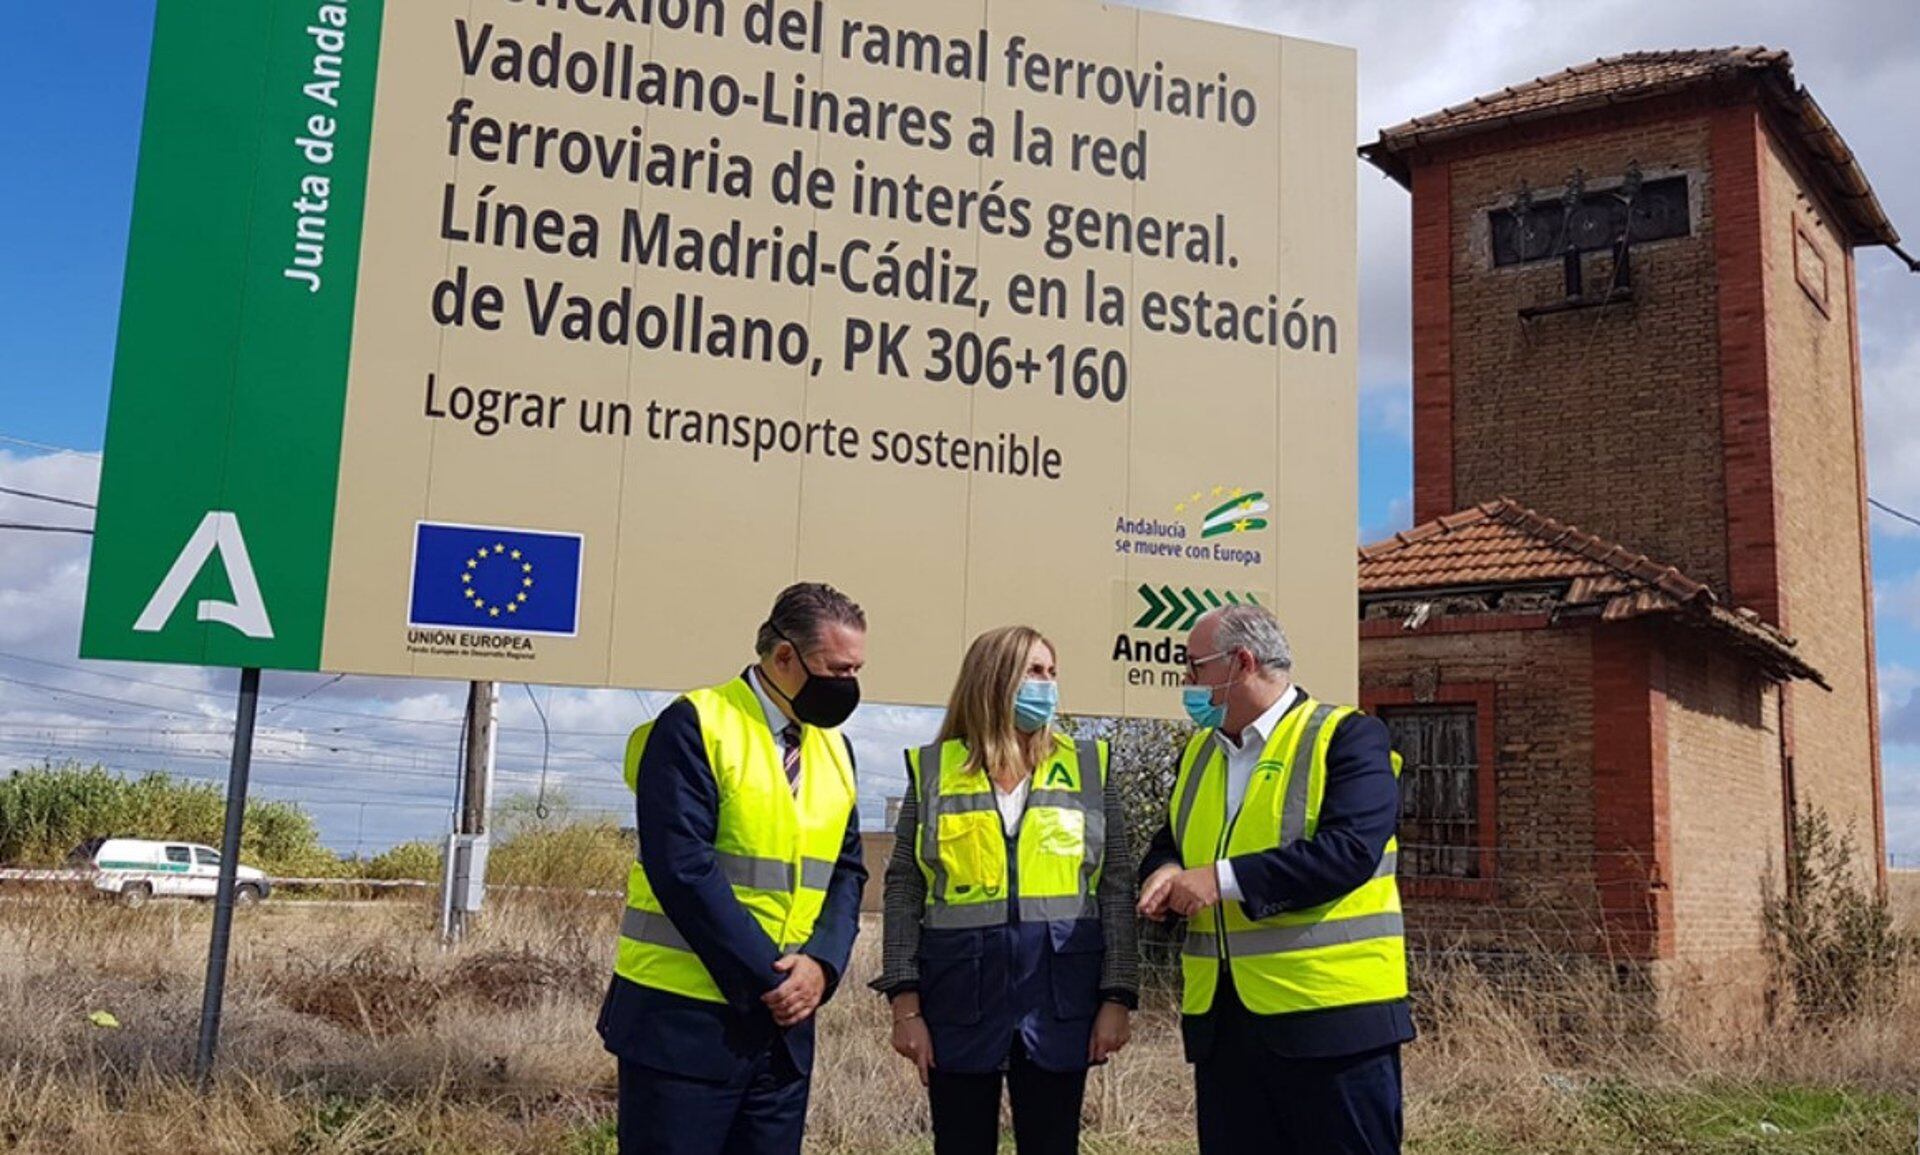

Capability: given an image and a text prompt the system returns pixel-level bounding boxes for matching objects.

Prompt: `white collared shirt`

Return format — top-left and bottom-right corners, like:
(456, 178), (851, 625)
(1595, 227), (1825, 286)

(1212, 684), (1299, 901)
(746, 667), (797, 749)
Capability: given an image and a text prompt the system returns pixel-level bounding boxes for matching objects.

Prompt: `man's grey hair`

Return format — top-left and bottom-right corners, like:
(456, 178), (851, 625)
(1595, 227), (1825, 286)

(1202, 604), (1292, 671)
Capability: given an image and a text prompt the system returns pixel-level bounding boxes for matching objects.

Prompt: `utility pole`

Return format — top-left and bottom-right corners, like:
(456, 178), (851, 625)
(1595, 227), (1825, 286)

(462, 679), (496, 837)
(442, 679), (496, 943)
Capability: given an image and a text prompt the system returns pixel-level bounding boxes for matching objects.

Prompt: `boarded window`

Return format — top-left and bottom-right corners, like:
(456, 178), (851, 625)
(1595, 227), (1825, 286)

(1381, 705), (1481, 878)
(1491, 175), (1690, 267)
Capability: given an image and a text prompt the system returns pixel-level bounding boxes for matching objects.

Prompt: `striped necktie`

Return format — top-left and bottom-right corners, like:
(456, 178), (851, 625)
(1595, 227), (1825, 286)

(781, 723), (802, 796)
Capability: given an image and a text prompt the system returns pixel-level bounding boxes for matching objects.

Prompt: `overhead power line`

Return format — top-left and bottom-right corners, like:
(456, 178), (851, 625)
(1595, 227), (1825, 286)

(0, 651), (649, 740)
(0, 433), (99, 456)
(1869, 497), (1920, 532)
(0, 484), (95, 510)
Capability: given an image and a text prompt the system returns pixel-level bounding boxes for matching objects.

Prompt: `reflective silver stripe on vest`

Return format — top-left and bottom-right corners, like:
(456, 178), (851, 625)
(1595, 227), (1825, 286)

(715, 851), (793, 891)
(918, 744), (949, 904)
(1183, 912), (1404, 958)
(1020, 894), (1098, 922)
(800, 857), (836, 890)
(921, 738), (1102, 925)
(1374, 851), (1397, 880)
(936, 793), (1001, 814)
(1171, 735), (1213, 847)
(1280, 704), (1339, 848)
(1026, 789), (1085, 810)
(621, 907), (805, 952)
(922, 898), (1011, 929)
(621, 907), (692, 951)
(1076, 738), (1106, 894)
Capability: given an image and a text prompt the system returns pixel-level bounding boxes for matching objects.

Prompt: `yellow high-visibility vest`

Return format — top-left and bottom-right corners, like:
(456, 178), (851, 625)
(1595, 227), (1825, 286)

(614, 677), (855, 1003)
(910, 733), (1108, 928)
(1169, 697), (1406, 1016)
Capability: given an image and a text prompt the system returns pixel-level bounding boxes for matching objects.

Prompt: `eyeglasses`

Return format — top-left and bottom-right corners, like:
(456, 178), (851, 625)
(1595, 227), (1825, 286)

(1184, 649), (1233, 682)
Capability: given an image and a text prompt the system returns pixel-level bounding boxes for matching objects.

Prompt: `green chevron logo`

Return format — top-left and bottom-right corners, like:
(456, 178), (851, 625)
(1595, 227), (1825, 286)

(1133, 585), (1262, 630)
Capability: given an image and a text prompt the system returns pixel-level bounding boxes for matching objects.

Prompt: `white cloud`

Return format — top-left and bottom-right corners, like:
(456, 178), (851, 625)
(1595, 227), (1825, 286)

(1884, 663), (1920, 747)
(1361, 386), (1412, 444)
(1882, 755), (1920, 860)
(10, 3), (1920, 853)
(0, 450), (98, 657)
(1360, 492), (1414, 546)
(1880, 662), (1919, 716)
(1864, 332), (1920, 537)
(1877, 572), (1920, 632)
(1151, 0), (1920, 523)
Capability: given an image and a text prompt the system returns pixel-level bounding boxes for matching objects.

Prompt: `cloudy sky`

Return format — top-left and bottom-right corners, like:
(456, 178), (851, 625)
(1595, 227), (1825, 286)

(1, 1), (1915, 859)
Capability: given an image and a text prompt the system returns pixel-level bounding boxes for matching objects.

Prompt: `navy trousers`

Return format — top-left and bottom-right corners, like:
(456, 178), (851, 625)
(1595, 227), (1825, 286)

(616, 1048), (809, 1155)
(1193, 986), (1402, 1155)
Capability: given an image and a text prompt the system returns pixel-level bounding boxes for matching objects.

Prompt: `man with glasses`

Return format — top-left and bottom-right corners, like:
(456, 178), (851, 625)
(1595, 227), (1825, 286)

(599, 582), (871, 1154)
(1138, 604), (1411, 1155)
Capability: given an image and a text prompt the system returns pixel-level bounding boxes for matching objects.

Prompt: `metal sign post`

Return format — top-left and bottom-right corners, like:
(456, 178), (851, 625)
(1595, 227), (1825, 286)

(192, 666), (261, 1085)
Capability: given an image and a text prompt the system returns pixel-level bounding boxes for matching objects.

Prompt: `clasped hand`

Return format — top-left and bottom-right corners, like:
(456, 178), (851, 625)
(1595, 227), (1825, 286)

(761, 953), (826, 1027)
(1136, 863), (1222, 920)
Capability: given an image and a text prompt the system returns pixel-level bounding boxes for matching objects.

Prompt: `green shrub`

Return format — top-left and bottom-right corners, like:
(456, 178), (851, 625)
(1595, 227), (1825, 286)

(1764, 808), (1910, 1022)
(363, 839), (444, 882)
(488, 792), (630, 890)
(0, 762), (340, 876)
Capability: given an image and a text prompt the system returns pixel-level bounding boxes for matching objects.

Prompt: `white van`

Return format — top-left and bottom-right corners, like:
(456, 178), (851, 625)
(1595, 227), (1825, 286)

(88, 838), (271, 907)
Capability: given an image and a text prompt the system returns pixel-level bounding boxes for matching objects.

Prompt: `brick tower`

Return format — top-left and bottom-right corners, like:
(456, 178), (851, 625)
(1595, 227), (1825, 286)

(1362, 49), (1896, 885)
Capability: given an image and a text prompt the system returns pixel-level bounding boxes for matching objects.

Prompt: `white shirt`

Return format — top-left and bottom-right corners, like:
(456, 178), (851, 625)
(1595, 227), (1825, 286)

(746, 669), (799, 785)
(994, 775), (1031, 837)
(1212, 684), (1299, 901)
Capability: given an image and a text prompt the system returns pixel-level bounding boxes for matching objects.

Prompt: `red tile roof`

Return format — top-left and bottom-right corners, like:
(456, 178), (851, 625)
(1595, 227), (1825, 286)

(1359, 499), (1703, 599)
(1374, 49), (1782, 148)
(1359, 48), (1898, 248)
(1358, 499), (1825, 685)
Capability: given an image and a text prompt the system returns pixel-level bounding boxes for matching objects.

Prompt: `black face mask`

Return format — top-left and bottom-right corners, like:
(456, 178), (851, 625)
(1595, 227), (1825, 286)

(768, 627), (861, 729)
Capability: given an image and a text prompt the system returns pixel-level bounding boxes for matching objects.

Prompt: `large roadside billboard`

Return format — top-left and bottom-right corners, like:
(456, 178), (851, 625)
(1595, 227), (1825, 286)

(81, 0), (1357, 716)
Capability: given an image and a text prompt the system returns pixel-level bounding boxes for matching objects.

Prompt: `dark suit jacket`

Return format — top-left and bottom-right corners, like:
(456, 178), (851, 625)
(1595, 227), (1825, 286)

(597, 693), (868, 1084)
(1140, 688), (1415, 1060)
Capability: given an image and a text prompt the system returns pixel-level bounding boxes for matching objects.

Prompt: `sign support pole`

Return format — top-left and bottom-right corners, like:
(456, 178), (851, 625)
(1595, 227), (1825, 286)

(193, 665), (261, 1086)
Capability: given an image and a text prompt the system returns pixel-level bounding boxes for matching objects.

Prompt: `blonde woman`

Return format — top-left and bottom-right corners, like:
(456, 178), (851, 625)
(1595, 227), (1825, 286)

(873, 626), (1138, 1155)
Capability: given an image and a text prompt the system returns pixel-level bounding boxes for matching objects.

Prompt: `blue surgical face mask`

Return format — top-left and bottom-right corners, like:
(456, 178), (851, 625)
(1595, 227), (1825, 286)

(1013, 679), (1058, 733)
(1183, 685), (1227, 730)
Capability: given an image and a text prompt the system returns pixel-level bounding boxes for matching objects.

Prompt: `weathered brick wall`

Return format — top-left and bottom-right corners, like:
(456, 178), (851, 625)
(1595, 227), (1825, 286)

(1359, 624), (1601, 951)
(1659, 634), (1785, 1035)
(1442, 115), (1731, 594)
(1756, 130), (1884, 878)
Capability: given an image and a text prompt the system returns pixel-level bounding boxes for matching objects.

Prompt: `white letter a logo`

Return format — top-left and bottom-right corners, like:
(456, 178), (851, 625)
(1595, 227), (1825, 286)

(133, 511), (276, 639)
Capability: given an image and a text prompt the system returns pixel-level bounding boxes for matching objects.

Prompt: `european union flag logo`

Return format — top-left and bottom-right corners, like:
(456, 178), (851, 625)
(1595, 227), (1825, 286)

(408, 522), (583, 636)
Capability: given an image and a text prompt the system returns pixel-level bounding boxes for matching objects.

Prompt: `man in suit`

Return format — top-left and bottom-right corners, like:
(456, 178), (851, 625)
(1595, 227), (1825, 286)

(599, 582), (870, 1155)
(1138, 603), (1412, 1155)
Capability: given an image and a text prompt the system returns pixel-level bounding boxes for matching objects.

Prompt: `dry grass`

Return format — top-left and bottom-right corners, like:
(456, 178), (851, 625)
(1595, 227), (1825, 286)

(0, 891), (1914, 1153)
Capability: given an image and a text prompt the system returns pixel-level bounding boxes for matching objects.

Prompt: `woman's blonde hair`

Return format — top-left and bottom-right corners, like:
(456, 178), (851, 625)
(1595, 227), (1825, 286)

(935, 625), (1055, 777)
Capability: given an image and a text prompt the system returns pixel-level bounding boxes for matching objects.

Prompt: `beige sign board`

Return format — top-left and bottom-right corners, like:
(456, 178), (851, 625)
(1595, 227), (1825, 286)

(314, 0), (1357, 716)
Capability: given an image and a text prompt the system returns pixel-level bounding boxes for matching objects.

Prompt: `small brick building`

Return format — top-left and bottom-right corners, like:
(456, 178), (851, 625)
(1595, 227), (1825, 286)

(1358, 49), (1898, 1033)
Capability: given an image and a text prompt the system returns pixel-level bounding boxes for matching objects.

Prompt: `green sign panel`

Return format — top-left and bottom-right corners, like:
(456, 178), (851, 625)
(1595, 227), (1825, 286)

(82, 1), (384, 671)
